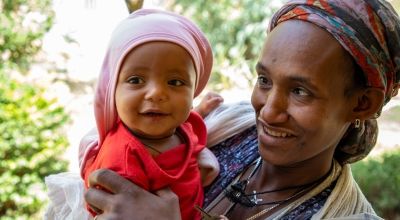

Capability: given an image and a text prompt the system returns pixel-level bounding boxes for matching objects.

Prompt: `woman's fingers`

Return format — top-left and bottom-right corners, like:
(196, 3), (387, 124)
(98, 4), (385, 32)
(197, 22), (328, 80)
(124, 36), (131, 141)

(88, 168), (142, 194)
(155, 187), (179, 202)
(154, 188), (182, 220)
(85, 169), (182, 219)
(84, 187), (111, 213)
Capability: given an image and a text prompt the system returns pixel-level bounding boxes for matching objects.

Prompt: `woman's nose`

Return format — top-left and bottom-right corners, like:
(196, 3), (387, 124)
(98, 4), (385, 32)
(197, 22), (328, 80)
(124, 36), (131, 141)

(259, 89), (289, 123)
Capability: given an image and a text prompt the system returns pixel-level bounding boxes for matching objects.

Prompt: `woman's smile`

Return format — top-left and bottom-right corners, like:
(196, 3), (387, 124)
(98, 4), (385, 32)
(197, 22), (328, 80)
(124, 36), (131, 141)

(262, 125), (293, 138)
(257, 124), (297, 149)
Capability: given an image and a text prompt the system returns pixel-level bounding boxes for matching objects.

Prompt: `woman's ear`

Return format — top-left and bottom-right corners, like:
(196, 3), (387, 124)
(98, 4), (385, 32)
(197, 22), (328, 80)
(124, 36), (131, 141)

(352, 88), (385, 120)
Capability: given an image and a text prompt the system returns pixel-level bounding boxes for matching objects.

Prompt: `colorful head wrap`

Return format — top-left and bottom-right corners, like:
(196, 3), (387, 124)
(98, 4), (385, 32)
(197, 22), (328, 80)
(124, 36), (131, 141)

(79, 9), (213, 175)
(268, 0), (400, 164)
(269, 0), (400, 105)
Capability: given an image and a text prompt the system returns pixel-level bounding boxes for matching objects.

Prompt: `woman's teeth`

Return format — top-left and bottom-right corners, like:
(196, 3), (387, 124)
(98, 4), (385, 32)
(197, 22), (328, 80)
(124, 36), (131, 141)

(263, 126), (292, 138)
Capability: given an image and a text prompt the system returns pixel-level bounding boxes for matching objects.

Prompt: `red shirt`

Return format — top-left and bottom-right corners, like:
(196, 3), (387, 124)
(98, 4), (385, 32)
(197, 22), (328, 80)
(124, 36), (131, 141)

(83, 112), (206, 220)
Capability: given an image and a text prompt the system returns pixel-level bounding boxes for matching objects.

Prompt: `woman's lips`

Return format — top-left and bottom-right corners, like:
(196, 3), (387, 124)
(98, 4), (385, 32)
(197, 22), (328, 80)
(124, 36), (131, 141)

(262, 126), (293, 138)
(257, 117), (296, 138)
(256, 118), (298, 149)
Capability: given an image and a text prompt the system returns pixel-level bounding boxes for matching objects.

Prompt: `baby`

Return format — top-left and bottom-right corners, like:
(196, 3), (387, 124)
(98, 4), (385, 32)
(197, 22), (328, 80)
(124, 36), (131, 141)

(79, 9), (222, 220)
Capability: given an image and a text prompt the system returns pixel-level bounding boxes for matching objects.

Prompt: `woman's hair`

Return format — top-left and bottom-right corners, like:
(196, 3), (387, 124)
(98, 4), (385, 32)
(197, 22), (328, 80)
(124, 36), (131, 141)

(335, 119), (378, 164)
(337, 60), (379, 164)
(344, 61), (367, 98)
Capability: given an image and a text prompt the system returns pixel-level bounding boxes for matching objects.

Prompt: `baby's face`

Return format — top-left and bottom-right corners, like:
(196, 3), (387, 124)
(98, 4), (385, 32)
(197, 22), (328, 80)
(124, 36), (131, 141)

(115, 41), (196, 139)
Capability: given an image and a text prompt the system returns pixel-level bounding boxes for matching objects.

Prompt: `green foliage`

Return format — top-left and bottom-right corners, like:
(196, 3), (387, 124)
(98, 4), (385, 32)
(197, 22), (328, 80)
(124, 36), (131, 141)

(168, 0), (281, 91)
(0, 1), (69, 219)
(0, 73), (69, 219)
(0, 0), (54, 74)
(352, 149), (400, 219)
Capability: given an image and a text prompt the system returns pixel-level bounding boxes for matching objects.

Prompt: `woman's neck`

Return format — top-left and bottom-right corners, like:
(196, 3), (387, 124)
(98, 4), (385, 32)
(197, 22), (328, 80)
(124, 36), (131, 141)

(252, 158), (333, 193)
(222, 157), (334, 219)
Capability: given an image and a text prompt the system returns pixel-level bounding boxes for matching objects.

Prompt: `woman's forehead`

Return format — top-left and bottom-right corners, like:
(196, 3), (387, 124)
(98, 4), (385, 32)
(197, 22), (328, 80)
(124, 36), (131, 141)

(263, 21), (351, 66)
(265, 21), (341, 54)
(259, 21), (354, 87)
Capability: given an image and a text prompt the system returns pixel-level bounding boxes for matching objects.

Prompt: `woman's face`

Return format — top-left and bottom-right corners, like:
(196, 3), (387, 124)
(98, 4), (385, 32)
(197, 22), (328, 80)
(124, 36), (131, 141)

(251, 21), (357, 167)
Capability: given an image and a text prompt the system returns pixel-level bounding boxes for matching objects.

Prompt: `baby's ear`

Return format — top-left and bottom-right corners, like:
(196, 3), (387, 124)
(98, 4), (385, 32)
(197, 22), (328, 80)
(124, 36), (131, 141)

(352, 88), (384, 120)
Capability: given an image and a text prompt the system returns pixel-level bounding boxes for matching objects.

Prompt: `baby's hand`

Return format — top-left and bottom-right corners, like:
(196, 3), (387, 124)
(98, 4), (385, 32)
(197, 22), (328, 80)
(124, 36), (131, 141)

(194, 92), (224, 118)
(197, 148), (219, 187)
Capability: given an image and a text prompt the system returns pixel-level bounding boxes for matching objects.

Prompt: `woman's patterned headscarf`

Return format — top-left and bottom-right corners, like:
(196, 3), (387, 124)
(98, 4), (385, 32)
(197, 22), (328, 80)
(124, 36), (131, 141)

(268, 0), (400, 163)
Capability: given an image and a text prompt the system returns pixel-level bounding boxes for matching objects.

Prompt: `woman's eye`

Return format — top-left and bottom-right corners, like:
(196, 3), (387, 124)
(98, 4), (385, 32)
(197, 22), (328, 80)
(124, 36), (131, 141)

(293, 87), (310, 96)
(168, 79), (184, 86)
(127, 76), (144, 84)
(256, 76), (271, 88)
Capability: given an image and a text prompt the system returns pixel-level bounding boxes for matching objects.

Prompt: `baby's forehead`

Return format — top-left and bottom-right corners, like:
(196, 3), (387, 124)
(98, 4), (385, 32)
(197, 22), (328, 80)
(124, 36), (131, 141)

(118, 41), (197, 79)
(107, 8), (212, 97)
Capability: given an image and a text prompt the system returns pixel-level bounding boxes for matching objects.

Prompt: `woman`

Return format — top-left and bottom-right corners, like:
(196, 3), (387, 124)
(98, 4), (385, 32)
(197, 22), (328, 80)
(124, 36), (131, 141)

(83, 0), (400, 219)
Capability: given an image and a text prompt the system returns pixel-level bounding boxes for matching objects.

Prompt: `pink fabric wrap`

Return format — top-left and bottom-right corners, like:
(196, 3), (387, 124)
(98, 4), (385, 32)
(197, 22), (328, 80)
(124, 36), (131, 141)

(79, 9), (213, 176)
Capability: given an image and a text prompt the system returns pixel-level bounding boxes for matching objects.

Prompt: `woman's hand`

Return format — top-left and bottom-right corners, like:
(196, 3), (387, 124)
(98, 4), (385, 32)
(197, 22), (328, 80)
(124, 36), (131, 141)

(84, 169), (182, 220)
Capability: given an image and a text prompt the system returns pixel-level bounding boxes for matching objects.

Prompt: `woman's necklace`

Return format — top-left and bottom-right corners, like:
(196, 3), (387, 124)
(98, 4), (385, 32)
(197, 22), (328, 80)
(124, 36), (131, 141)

(244, 185), (313, 220)
(225, 157), (331, 208)
(246, 204), (279, 220)
(224, 158), (263, 207)
(223, 157), (333, 220)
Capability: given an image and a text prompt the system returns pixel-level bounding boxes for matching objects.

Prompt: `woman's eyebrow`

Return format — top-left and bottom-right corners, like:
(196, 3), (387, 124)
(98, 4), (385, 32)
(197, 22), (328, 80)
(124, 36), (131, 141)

(256, 62), (319, 90)
(255, 62), (267, 72)
(288, 75), (319, 91)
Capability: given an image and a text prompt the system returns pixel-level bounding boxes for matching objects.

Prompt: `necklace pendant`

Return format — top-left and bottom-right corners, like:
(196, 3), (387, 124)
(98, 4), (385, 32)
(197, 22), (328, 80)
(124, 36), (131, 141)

(234, 191), (242, 199)
(251, 191), (263, 205)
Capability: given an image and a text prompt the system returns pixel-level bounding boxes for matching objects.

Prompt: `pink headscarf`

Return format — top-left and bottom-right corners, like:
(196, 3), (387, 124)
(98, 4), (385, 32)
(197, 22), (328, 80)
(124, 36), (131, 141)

(79, 9), (213, 176)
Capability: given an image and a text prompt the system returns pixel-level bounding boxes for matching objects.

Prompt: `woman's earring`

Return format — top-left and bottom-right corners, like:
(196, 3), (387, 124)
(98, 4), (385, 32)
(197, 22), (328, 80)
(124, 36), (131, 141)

(354, 119), (361, 128)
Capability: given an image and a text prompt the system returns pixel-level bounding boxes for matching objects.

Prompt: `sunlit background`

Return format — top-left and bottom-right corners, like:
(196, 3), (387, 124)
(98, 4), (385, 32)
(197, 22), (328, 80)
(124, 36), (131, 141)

(1, 0), (399, 219)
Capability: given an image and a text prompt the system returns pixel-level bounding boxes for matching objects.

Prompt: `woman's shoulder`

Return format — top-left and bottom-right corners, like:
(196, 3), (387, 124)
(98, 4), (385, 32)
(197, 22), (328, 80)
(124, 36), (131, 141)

(325, 213), (384, 220)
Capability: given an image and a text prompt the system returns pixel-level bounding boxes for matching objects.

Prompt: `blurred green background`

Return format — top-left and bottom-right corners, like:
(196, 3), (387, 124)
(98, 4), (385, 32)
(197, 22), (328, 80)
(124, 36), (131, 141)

(1, 0), (399, 219)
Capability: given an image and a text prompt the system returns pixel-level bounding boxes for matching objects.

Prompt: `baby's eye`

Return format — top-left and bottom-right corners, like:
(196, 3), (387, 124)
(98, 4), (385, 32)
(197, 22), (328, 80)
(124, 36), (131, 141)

(256, 76), (271, 89)
(168, 79), (184, 86)
(127, 76), (144, 84)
